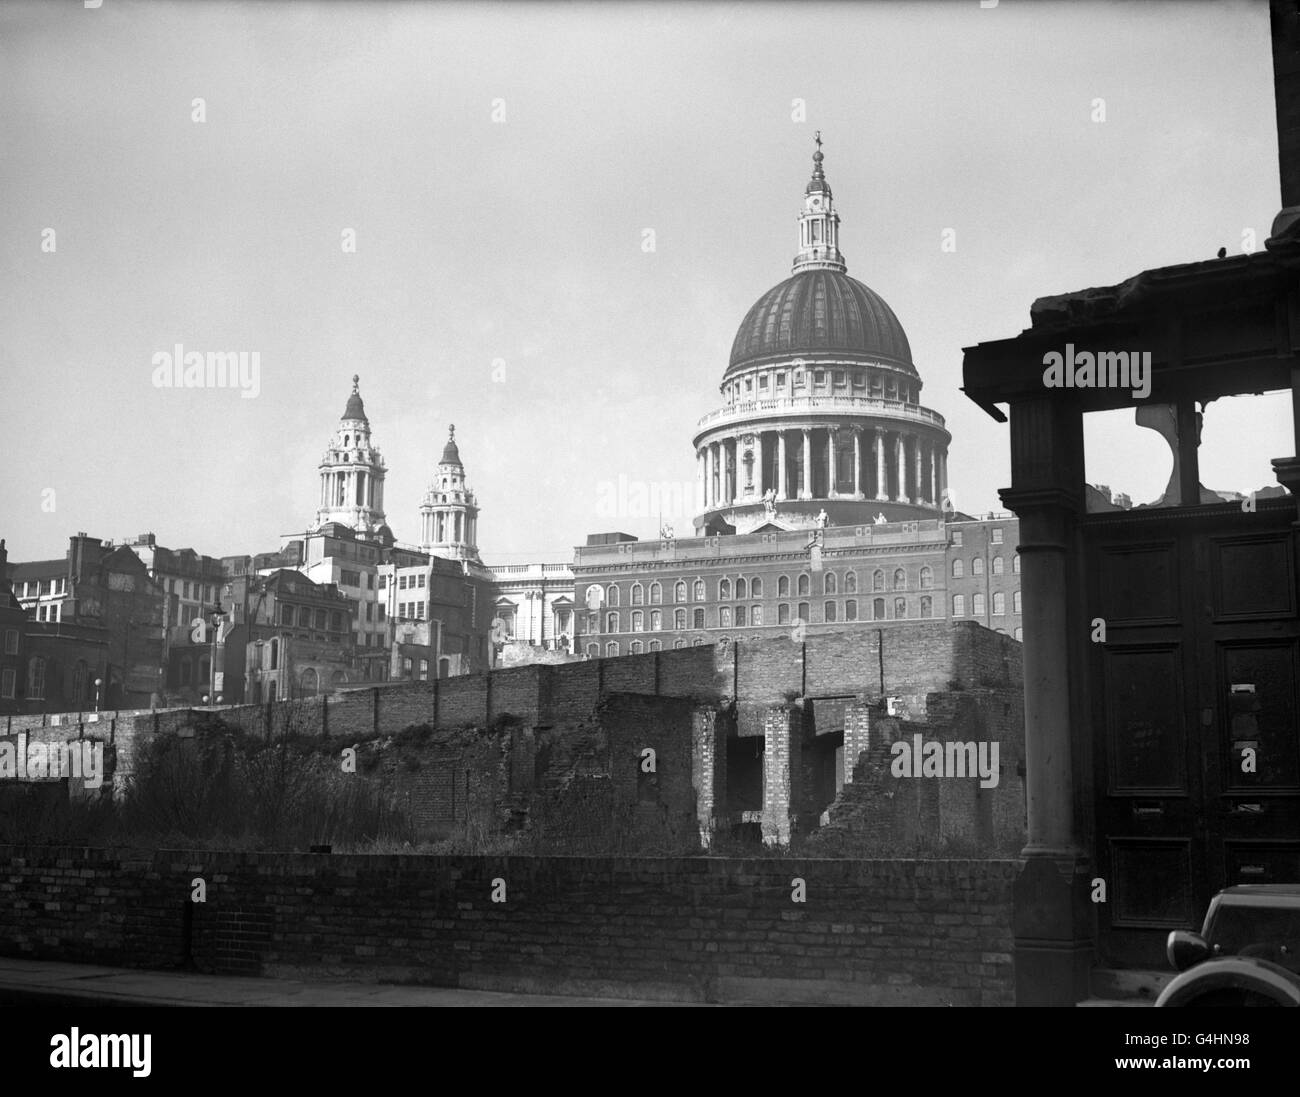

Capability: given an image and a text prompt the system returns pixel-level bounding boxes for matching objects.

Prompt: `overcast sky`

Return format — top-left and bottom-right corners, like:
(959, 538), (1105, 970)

(0, 0), (1288, 565)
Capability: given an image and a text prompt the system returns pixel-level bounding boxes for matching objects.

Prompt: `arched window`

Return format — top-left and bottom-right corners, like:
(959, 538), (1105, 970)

(993, 592), (1006, 615)
(648, 640), (662, 652)
(606, 642), (620, 657)
(736, 578), (747, 599)
(797, 574), (810, 596)
(719, 607), (732, 628)
(650, 609), (661, 630)
(587, 643), (599, 657)
(894, 597), (906, 619)
(893, 568), (906, 591)
(952, 594), (965, 617)
(606, 612), (619, 633)
(824, 601), (837, 623)
(301, 668), (319, 695)
(797, 602), (810, 623)
(873, 598), (886, 620)
(649, 582), (662, 604)
(777, 575), (789, 597)
(972, 593), (986, 616)
(752, 605), (763, 625)
(693, 579), (706, 601)
(270, 639), (279, 670)
(631, 610), (644, 632)
(844, 571), (857, 594)
(674, 608), (687, 629)
(674, 580), (687, 603)
(1013, 553), (1021, 574)
(824, 572), (837, 594)
(719, 578), (731, 600)
(630, 640), (643, 655)
(750, 577), (762, 597)
(872, 569), (885, 592)
(952, 559), (964, 578)
(992, 556), (1004, 576)
(845, 599), (857, 621)
(778, 603), (790, 624)
(631, 583), (644, 605)
(920, 595), (932, 618)
(673, 640), (685, 650)
(919, 566), (933, 589)
(972, 557), (985, 576)
(735, 606), (746, 627)
(693, 608), (705, 629)
(1013, 590), (1022, 613)
(607, 585), (620, 607)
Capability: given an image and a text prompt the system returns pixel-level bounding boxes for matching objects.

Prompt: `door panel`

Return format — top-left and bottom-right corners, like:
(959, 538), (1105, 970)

(1086, 506), (1300, 967)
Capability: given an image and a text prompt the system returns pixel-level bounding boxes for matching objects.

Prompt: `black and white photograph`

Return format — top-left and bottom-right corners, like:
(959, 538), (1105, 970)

(1, 0), (1297, 1078)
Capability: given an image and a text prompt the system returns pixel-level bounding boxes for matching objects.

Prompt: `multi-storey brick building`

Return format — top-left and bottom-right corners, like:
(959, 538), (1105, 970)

(3, 533), (165, 712)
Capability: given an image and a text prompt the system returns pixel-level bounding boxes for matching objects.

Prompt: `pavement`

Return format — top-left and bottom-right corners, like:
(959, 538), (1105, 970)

(0, 957), (683, 1007)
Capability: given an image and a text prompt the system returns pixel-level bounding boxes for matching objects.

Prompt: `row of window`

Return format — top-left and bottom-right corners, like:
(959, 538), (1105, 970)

(593, 565), (952, 610)
(7, 655), (96, 702)
(724, 367), (918, 405)
(953, 591), (1020, 616)
(166, 577), (218, 602)
(598, 596), (933, 633)
(951, 554), (1019, 578)
(278, 604), (347, 631)
(592, 587), (1025, 635)
(18, 578), (68, 598)
(396, 601), (425, 620)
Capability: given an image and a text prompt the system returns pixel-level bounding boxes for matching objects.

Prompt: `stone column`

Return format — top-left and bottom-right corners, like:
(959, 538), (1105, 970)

(697, 449), (705, 513)
(801, 429), (812, 499)
(912, 436), (923, 502)
(852, 427), (862, 498)
(707, 443), (716, 507)
(894, 433), (905, 501)
(827, 428), (838, 498)
(777, 431), (788, 500)
(761, 705), (800, 846)
(755, 431), (766, 496)
(1000, 395), (1092, 1007)
(876, 430), (887, 499)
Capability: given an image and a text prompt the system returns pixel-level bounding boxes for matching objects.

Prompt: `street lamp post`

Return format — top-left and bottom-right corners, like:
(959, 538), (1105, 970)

(94, 676), (103, 713)
(207, 602), (224, 706)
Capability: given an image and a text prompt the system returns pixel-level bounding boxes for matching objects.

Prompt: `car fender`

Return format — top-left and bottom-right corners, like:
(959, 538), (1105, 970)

(1155, 955), (1300, 1007)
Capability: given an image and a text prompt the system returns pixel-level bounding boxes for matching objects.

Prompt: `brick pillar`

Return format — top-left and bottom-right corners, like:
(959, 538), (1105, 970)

(761, 706), (799, 845)
(843, 704), (872, 786)
(691, 707), (726, 848)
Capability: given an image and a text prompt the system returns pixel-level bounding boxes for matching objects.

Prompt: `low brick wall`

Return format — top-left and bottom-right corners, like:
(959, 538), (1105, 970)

(0, 847), (1019, 1005)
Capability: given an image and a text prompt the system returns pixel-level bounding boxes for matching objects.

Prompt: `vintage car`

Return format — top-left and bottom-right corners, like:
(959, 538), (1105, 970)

(1156, 885), (1300, 1006)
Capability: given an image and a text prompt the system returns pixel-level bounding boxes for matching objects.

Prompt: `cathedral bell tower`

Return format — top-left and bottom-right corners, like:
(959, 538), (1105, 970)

(419, 425), (480, 562)
(313, 375), (388, 533)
